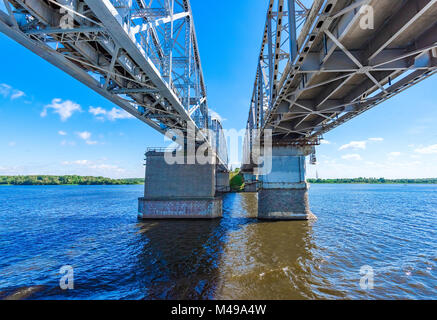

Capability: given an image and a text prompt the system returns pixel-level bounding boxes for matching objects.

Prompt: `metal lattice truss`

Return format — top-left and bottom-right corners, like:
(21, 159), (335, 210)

(0, 0), (227, 166)
(210, 118), (228, 170)
(245, 0), (437, 150)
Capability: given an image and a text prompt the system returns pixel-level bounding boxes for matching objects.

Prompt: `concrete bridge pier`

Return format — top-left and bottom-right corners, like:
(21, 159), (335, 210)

(258, 146), (315, 220)
(242, 172), (258, 192)
(138, 150), (222, 219)
(216, 171), (230, 193)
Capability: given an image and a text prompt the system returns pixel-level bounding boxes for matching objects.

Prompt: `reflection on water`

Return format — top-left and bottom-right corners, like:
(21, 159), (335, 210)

(216, 193), (344, 299)
(134, 220), (222, 299)
(0, 185), (436, 299)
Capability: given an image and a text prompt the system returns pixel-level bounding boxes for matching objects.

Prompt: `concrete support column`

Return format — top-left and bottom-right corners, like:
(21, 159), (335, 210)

(258, 146), (314, 220)
(138, 150), (222, 219)
(242, 172), (255, 183)
(216, 170), (230, 193)
(242, 172), (258, 192)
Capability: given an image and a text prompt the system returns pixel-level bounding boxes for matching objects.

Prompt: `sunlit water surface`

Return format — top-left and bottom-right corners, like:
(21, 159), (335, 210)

(0, 184), (436, 299)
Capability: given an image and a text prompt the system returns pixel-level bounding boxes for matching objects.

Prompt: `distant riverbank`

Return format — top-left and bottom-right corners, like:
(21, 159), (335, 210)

(2, 175), (437, 186)
(0, 175), (144, 186)
(307, 178), (437, 184)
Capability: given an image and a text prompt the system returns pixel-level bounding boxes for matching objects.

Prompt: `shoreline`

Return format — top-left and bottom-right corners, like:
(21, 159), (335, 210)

(1, 183), (437, 186)
(0, 183), (144, 186)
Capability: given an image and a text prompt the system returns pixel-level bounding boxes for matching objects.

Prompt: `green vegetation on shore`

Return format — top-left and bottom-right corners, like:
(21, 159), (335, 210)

(230, 169), (244, 191)
(0, 175), (144, 186)
(308, 178), (437, 184)
(2, 175), (435, 186)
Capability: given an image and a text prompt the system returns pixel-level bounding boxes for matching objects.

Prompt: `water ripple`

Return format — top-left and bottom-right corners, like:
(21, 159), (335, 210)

(0, 184), (436, 299)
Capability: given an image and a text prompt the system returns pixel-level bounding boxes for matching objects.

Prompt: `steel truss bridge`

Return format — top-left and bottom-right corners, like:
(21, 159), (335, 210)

(1, 0), (437, 172)
(0, 0), (228, 168)
(243, 0), (437, 168)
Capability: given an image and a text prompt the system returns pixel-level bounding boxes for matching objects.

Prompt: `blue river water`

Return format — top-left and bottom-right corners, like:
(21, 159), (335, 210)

(0, 184), (436, 299)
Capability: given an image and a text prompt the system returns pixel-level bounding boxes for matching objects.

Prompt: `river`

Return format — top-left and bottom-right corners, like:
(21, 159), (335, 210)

(0, 184), (435, 299)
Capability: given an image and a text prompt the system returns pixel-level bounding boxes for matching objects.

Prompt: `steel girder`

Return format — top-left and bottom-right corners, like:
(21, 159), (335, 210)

(0, 0), (227, 166)
(243, 0), (437, 167)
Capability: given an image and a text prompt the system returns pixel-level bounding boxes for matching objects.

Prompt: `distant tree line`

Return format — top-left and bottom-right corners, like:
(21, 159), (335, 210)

(307, 178), (437, 184)
(0, 175), (144, 185)
(3, 175), (435, 186)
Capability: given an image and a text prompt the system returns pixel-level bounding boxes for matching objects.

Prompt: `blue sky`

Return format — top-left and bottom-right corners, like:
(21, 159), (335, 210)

(1, 0), (437, 179)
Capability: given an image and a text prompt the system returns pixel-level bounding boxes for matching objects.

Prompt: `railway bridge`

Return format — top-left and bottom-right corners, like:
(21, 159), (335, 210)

(1, 0), (436, 219)
(0, 0), (229, 218)
(242, 0), (437, 219)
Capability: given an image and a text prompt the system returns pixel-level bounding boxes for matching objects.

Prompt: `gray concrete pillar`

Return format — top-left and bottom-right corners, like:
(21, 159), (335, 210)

(216, 170), (230, 193)
(242, 172), (255, 183)
(257, 146), (315, 220)
(242, 172), (258, 192)
(138, 150), (222, 219)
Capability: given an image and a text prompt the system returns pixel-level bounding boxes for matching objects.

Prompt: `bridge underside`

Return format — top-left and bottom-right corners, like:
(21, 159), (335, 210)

(0, 0), (228, 168)
(0, 0), (232, 220)
(241, 0), (437, 220)
(266, 0), (437, 143)
(1, 0), (436, 221)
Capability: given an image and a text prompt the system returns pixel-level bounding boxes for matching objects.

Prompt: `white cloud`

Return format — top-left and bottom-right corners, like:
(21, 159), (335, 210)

(209, 109), (226, 123)
(41, 99), (82, 121)
(341, 154), (362, 161)
(414, 144), (437, 155)
(339, 141), (367, 151)
(62, 160), (90, 166)
(76, 131), (98, 145)
(0, 83), (11, 97)
(89, 106), (106, 117)
(8, 141), (16, 147)
(388, 152), (401, 157)
(107, 108), (134, 120)
(320, 140), (331, 145)
(76, 131), (91, 140)
(62, 159), (126, 173)
(11, 90), (25, 100)
(58, 130), (67, 136)
(0, 83), (25, 100)
(89, 106), (134, 121)
(369, 137), (384, 142)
